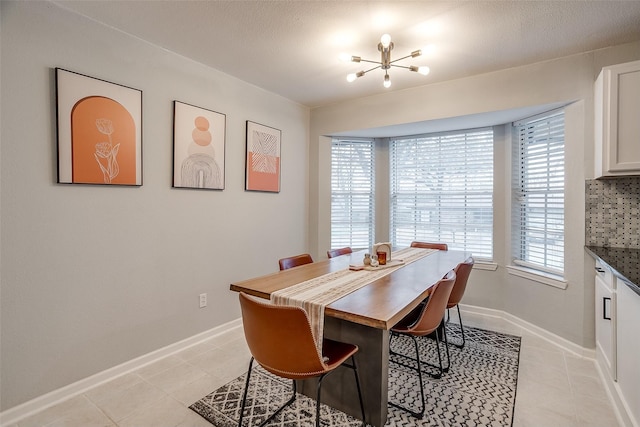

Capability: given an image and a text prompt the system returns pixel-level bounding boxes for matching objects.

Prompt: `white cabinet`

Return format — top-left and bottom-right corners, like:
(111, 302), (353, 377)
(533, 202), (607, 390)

(595, 59), (640, 178)
(617, 282), (640, 426)
(595, 261), (617, 379)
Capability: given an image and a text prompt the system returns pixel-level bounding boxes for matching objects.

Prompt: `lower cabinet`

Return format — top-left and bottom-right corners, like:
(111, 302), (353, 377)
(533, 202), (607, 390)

(617, 282), (640, 426)
(595, 274), (617, 379)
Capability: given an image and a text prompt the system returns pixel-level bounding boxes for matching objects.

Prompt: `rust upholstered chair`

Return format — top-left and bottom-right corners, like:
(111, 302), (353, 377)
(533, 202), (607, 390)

(237, 292), (365, 427)
(447, 256), (474, 349)
(327, 246), (353, 258)
(388, 270), (456, 419)
(410, 241), (448, 250)
(278, 253), (313, 270)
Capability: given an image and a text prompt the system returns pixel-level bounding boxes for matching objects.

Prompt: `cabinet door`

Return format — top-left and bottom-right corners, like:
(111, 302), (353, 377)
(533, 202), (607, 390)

(617, 283), (640, 426)
(596, 60), (640, 177)
(595, 275), (616, 378)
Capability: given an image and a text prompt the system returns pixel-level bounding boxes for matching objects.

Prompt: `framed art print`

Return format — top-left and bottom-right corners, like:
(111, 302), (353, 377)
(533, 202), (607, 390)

(55, 68), (142, 185)
(245, 121), (281, 193)
(173, 101), (226, 190)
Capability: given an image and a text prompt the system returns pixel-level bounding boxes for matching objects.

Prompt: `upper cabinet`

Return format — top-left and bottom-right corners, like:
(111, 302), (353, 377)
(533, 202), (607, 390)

(595, 60), (640, 178)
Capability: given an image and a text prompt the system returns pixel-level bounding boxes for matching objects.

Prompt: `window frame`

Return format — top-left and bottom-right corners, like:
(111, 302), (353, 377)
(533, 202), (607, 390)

(329, 138), (376, 251)
(509, 108), (566, 287)
(389, 127), (495, 261)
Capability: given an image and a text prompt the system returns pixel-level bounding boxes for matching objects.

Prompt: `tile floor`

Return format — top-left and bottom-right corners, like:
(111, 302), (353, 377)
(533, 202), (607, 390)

(9, 313), (621, 427)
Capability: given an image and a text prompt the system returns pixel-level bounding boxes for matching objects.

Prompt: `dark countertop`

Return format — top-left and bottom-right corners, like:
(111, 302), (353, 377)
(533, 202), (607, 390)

(586, 246), (640, 296)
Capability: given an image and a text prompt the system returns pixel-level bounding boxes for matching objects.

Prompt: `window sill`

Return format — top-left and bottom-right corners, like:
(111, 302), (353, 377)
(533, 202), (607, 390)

(506, 265), (568, 289)
(473, 261), (498, 271)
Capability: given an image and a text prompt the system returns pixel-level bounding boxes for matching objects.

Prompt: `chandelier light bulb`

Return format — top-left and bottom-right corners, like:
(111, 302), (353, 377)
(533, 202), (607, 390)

(380, 33), (392, 49)
(410, 65), (431, 76)
(383, 74), (391, 88)
(338, 53), (352, 63)
(347, 71), (365, 82)
(418, 66), (430, 76)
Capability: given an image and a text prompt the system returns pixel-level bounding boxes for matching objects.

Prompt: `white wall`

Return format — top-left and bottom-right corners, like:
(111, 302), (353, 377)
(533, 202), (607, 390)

(309, 41), (640, 348)
(0, 1), (309, 411)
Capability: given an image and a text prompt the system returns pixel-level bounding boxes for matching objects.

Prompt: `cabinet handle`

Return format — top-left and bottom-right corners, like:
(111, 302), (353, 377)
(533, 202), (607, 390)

(595, 267), (606, 273)
(603, 297), (611, 320)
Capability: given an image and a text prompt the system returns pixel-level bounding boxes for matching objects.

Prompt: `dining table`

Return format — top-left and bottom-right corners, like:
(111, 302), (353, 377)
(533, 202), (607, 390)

(230, 248), (472, 427)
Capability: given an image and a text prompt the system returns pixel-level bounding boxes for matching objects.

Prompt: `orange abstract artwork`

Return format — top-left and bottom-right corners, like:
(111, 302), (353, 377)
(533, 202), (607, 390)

(245, 121), (281, 192)
(71, 96), (137, 184)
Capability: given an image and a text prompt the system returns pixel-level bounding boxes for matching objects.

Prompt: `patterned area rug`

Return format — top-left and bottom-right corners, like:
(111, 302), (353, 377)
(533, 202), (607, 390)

(190, 324), (521, 426)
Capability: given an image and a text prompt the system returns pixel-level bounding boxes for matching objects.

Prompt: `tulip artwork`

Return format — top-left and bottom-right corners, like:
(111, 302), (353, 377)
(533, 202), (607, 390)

(56, 68), (142, 186)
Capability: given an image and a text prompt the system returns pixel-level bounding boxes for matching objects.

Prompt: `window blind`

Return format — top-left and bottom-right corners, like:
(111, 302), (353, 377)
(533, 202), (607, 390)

(390, 128), (494, 259)
(513, 110), (565, 274)
(330, 139), (375, 250)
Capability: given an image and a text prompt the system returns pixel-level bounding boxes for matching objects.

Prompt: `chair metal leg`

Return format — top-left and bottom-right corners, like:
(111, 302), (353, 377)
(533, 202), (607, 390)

(442, 320), (451, 372)
(391, 329), (448, 379)
(408, 319), (450, 377)
(454, 304), (466, 349)
(257, 380), (296, 427)
(315, 356), (366, 427)
(389, 334), (425, 419)
(238, 358), (255, 427)
(432, 330), (444, 379)
(238, 357), (297, 427)
(316, 374), (325, 427)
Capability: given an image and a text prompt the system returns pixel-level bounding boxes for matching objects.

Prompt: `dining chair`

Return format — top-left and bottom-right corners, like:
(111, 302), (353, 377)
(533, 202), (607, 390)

(278, 253), (313, 270)
(409, 241), (448, 300)
(446, 256), (474, 349)
(327, 246), (353, 258)
(388, 270), (456, 419)
(410, 241), (448, 250)
(237, 292), (366, 427)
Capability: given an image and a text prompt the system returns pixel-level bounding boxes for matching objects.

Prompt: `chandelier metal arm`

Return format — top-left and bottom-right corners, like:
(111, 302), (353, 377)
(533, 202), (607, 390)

(357, 58), (385, 66)
(362, 64), (382, 74)
(389, 54), (415, 65)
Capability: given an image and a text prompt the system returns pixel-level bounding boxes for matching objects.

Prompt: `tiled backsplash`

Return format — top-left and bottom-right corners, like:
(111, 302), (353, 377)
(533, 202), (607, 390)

(585, 177), (640, 248)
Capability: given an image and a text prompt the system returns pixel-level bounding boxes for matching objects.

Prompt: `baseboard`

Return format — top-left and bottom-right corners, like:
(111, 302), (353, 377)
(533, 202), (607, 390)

(595, 352), (639, 427)
(459, 303), (596, 358)
(0, 318), (242, 427)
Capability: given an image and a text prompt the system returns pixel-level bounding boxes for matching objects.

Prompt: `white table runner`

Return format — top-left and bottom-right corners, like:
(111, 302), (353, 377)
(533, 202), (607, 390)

(270, 247), (437, 355)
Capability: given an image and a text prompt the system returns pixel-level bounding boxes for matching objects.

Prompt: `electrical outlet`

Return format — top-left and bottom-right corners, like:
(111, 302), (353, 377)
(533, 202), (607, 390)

(199, 293), (207, 308)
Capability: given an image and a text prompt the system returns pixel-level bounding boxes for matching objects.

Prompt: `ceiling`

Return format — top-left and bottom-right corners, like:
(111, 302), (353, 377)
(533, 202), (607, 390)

(53, 1), (640, 110)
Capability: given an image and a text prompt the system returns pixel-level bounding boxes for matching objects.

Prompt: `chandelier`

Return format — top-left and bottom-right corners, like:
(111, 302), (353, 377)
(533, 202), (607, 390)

(346, 34), (430, 88)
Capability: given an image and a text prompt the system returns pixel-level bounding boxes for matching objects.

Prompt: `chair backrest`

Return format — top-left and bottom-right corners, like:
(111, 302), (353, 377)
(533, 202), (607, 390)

(279, 253), (313, 270)
(239, 292), (326, 378)
(448, 256), (474, 308)
(405, 270), (456, 336)
(327, 247), (353, 258)
(410, 241), (448, 251)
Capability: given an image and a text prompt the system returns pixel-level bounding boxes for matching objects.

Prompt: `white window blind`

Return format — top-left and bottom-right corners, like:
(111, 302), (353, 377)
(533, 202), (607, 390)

(513, 110), (565, 274)
(390, 128), (494, 259)
(331, 139), (375, 250)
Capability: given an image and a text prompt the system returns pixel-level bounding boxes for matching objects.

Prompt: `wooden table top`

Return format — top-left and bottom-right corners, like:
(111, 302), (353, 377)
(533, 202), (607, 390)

(230, 249), (471, 330)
